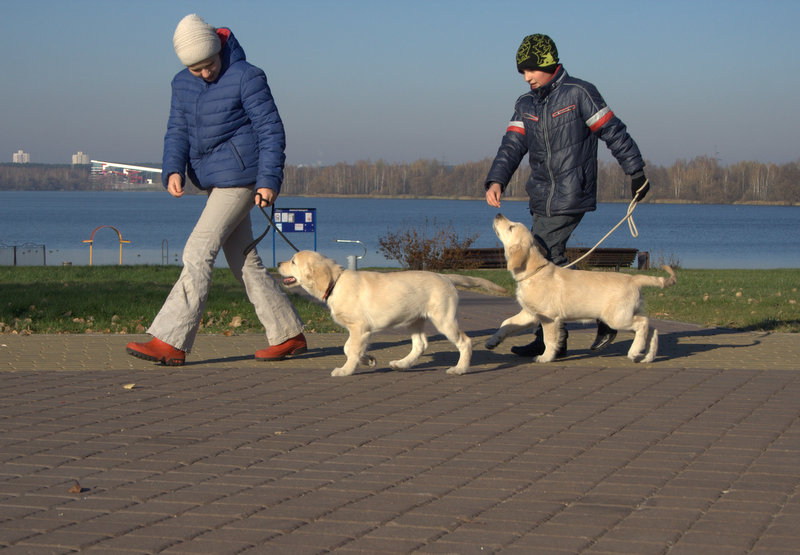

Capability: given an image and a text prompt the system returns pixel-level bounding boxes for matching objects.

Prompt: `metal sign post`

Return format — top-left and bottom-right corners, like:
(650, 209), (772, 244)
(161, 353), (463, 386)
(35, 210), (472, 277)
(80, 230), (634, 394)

(334, 239), (366, 270)
(272, 208), (316, 266)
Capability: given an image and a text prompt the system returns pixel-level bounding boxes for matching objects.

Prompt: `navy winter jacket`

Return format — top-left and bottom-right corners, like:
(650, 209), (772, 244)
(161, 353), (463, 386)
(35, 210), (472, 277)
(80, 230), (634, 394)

(162, 28), (286, 192)
(486, 66), (644, 217)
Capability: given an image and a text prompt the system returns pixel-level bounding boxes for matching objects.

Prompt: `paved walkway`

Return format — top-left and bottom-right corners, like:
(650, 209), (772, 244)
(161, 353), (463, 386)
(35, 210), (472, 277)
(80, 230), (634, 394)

(1, 290), (798, 553)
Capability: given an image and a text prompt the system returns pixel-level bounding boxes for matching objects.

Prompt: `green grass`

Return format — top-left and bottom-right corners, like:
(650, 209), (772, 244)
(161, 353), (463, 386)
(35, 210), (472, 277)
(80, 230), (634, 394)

(638, 267), (800, 332)
(0, 265), (341, 335)
(1, 265), (798, 335)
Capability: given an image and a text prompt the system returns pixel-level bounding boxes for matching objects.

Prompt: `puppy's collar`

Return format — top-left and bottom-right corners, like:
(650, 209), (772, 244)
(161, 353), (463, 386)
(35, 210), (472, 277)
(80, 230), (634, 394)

(322, 278), (338, 301)
(515, 262), (547, 282)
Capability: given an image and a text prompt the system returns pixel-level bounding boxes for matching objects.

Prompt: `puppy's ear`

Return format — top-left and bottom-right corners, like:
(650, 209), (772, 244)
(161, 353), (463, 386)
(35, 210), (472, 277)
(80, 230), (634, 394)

(506, 244), (528, 274)
(309, 262), (334, 296)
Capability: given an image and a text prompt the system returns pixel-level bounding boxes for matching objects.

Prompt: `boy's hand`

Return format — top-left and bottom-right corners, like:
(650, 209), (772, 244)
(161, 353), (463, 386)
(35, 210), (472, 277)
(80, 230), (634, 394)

(631, 172), (649, 201)
(486, 182), (503, 208)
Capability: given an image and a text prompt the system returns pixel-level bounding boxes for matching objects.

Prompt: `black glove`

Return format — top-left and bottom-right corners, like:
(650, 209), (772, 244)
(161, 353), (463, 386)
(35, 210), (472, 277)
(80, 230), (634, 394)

(631, 172), (649, 201)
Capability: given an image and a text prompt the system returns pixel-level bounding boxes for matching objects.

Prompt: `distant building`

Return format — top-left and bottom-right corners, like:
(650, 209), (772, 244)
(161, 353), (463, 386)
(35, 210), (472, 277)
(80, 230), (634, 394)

(12, 150), (30, 163)
(72, 151), (89, 165)
(90, 160), (163, 189)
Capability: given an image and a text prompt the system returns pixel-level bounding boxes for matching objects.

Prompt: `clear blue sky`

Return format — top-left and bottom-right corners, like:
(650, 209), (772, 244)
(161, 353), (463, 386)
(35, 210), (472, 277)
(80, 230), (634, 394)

(3, 0), (798, 168)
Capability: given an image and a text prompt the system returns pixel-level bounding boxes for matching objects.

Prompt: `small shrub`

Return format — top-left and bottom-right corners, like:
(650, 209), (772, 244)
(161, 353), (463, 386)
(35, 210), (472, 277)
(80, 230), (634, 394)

(652, 249), (682, 269)
(378, 218), (480, 270)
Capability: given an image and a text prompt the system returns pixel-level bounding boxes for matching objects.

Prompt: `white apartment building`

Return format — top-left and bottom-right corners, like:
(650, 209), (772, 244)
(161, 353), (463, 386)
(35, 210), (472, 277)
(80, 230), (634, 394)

(72, 151), (89, 165)
(12, 150), (30, 163)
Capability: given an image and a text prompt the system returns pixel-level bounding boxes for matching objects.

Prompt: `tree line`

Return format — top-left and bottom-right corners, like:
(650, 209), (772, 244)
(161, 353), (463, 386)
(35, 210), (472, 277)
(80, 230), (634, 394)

(2, 156), (798, 204)
(283, 156), (800, 204)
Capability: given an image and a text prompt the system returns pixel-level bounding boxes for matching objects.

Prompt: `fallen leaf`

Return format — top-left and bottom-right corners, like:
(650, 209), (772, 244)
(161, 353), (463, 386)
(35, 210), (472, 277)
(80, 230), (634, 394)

(123, 383), (136, 390)
(68, 481), (82, 494)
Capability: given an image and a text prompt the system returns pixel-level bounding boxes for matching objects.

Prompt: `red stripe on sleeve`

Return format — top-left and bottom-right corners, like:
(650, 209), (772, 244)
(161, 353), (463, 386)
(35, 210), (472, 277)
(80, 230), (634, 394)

(589, 110), (614, 132)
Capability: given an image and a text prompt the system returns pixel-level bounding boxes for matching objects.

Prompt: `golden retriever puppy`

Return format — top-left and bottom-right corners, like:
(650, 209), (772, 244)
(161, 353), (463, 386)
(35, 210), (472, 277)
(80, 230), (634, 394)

(486, 214), (676, 363)
(278, 250), (506, 376)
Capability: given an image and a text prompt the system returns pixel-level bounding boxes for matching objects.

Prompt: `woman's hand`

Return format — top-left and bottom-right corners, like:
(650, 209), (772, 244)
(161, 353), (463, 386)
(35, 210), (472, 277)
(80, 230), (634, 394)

(255, 187), (276, 207)
(167, 173), (184, 198)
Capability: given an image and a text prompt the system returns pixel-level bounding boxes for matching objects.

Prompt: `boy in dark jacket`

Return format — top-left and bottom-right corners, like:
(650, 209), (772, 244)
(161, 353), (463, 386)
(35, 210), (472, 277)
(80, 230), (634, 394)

(127, 14), (306, 366)
(485, 34), (650, 357)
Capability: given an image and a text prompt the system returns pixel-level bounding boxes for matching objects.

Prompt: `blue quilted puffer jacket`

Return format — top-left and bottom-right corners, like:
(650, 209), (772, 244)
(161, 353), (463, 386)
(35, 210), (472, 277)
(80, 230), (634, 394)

(162, 28), (285, 192)
(486, 66), (644, 217)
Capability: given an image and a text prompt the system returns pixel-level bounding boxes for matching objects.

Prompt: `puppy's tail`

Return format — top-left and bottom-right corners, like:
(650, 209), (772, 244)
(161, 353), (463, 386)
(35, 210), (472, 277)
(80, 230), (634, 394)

(633, 265), (677, 289)
(441, 274), (508, 296)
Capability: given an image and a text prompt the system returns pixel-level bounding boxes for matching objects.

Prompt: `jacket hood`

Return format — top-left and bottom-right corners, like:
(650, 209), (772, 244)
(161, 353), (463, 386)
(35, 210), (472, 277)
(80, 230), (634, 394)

(216, 28), (246, 76)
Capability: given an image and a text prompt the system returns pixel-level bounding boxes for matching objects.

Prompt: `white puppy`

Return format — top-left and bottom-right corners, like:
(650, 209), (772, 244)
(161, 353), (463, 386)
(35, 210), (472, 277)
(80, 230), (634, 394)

(278, 250), (506, 376)
(486, 214), (677, 363)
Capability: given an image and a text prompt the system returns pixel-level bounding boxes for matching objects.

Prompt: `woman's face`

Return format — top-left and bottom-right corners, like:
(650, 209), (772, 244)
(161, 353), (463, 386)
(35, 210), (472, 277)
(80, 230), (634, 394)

(188, 54), (221, 82)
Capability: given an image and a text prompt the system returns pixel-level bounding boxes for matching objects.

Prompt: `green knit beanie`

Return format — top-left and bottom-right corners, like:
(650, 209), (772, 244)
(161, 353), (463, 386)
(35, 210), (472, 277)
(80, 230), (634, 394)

(516, 34), (559, 74)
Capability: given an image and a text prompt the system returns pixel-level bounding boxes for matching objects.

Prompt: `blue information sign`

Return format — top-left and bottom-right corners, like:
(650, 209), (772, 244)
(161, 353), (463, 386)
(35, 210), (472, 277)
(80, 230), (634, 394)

(272, 208), (317, 266)
(274, 208), (316, 233)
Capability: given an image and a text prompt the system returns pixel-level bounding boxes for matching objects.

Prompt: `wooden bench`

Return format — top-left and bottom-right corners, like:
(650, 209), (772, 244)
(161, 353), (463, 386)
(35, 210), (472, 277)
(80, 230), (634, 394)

(566, 247), (642, 271)
(451, 248), (506, 269)
(446, 247), (648, 271)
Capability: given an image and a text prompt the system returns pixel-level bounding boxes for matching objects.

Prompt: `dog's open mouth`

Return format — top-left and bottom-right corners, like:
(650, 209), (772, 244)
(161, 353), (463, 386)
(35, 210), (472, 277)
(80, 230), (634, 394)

(282, 277), (297, 286)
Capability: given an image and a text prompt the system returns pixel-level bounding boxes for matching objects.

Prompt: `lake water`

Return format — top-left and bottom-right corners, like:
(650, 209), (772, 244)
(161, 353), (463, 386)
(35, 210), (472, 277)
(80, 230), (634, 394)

(1, 190), (798, 269)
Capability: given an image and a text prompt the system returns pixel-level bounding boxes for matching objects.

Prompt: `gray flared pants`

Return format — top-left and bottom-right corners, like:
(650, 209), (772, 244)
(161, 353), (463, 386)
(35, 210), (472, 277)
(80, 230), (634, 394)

(148, 187), (303, 352)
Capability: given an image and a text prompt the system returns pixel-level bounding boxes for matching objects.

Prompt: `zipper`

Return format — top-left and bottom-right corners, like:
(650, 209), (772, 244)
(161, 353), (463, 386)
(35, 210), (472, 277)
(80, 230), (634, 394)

(194, 81), (210, 153)
(542, 96), (556, 217)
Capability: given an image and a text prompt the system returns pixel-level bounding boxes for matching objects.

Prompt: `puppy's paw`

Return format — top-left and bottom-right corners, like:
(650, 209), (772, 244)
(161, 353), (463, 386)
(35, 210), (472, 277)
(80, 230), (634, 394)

(331, 366), (355, 377)
(389, 360), (410, 370)
(534, 353), (555, 363)
(360, 355), (376, 367)
(446, 366), (467, 375)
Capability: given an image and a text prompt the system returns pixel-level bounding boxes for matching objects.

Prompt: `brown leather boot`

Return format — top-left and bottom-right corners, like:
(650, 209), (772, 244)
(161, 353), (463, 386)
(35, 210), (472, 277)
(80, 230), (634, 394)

(126, 337), (185, 366)
(255, 333), (308, 361)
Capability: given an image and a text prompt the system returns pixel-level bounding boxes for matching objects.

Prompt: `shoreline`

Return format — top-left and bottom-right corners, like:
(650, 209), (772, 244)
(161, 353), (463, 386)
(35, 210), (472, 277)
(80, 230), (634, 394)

(2, 189), (797, 207)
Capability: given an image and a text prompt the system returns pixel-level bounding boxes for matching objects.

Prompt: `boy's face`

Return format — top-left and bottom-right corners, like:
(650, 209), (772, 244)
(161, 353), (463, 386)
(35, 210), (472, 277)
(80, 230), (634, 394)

(188, 54), (222, 82)
(522, 69), (555, 90)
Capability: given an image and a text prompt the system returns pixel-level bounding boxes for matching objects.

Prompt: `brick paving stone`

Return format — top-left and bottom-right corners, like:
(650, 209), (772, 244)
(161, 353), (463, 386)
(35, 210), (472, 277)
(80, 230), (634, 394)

(86, 532), (179, 552)
(326, 534), (424, 553)
(586, 537), (676, 555)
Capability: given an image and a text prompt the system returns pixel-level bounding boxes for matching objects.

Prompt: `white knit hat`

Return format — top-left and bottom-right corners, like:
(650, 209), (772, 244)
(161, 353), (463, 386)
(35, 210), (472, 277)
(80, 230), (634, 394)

(172, 14), (221, 66)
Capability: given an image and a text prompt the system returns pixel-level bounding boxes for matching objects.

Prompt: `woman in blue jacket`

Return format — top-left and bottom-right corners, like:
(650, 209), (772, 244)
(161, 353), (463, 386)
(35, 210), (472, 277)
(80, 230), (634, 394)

(126, 14), (306, 366)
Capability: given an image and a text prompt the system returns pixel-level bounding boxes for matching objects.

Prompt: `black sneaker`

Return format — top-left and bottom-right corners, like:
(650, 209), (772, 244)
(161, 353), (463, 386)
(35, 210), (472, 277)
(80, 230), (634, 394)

(511, 329), (568, 358)
(590, 321), (617, 351)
